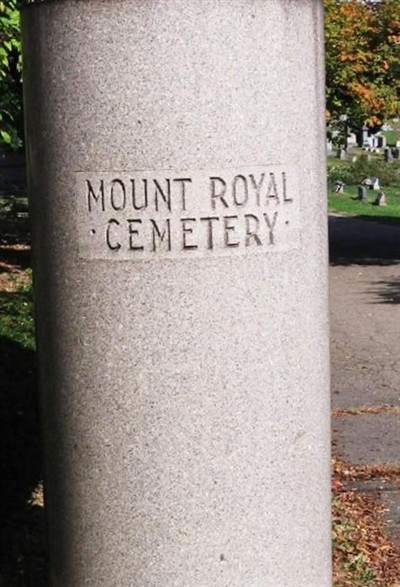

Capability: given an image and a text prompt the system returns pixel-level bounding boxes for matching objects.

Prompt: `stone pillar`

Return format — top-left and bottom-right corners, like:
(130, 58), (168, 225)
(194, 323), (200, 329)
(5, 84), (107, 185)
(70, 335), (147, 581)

(21, 1), (331, 585)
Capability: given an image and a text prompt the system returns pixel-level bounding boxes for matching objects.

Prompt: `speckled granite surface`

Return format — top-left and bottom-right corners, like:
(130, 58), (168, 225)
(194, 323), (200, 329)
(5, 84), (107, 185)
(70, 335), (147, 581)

(22, 1), (331, 585)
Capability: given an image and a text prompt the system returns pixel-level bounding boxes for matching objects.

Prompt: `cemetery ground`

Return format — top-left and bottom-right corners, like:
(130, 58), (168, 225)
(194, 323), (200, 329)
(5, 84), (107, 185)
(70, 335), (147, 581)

(329, 185), (400, 223)
(327, 151), (400, 223)
(1, 201), (400, 586)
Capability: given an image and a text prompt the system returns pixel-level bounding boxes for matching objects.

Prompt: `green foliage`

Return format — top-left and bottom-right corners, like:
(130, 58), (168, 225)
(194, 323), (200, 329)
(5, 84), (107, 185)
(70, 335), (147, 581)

(325, 0), (400, 128)
(0, 270), (35, 349)
(328, 155), (400, 186)
(0, 0), (23, 150)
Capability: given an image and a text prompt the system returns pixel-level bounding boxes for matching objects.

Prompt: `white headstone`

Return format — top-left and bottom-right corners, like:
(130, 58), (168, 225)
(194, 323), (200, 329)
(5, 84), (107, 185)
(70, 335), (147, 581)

(374, 192), (387, 206)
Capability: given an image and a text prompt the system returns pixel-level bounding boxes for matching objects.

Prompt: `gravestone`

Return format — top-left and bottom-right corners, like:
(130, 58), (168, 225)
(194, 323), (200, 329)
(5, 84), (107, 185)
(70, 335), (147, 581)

(21, 1), (331, 586)
(334, 180), (345, 194)
(392, 148), (400, 161)
(337, 148), (346, 160)
(374, 192), (387, 207)
(363, 177), (380, 191)
(363, 139), (372, 150)
(347, 132), (357, 148)
(372, 177), (380, 190)
(375, 135), (386, 149)
(384, 147), (394, 163)
(360, 125), (369, 147)
(358, 185), (367, 201)
(371, 136), (379, 149)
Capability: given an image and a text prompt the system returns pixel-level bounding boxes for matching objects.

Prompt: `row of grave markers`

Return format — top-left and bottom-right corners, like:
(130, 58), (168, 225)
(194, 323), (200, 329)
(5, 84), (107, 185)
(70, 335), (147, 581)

(333, 145), (400, 161)
(333, 179), (388, 206)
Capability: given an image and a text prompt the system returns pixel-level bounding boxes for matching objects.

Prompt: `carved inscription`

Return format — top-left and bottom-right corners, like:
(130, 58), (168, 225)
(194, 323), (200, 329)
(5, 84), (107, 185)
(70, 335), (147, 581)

(77, 165), (301, 260)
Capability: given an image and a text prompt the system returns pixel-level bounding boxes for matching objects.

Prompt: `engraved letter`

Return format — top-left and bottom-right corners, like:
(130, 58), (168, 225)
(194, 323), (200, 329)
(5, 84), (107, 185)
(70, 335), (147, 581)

(128, 219), (144, 250)
(87, 179), (105, 212)
(131, 179), (148, 211)
(181, 218), (198, 250)
(232, 175), (249, 206)
(223, 215), (240, 248)
(110, 179), (126, 211)
(154, 179), (172, 212)
(200, 216), (219, 250)
(266, 173), (280, 204)
(106, 218), (121, 250)
(263, 211), (278, 245)
(282, 172), (293, 202)
(210, 177), (229, 209)
(245, 214), (262, 246)
(150, 219), (171, 252)
(174, 178), (192, 211)
(249, 173), (265, 206)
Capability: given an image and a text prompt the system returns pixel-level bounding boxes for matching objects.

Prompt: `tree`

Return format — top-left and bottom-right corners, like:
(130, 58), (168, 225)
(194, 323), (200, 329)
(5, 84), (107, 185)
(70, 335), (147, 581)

(0, 0), (23, 150)
(325, 0), (400, 130)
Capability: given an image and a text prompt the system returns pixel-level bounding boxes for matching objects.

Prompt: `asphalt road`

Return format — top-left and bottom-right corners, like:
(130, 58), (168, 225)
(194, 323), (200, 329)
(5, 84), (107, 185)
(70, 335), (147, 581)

(329, 213), (400, 546)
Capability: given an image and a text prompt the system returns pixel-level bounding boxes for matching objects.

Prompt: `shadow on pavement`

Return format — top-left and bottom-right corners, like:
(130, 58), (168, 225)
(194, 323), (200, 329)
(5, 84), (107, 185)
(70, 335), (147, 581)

(368, 278), (400, 305)
(329, 214), (400, 266)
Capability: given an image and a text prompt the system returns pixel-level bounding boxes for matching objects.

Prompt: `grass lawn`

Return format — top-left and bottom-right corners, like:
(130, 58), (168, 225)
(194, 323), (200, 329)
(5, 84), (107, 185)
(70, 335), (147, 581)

(328, 185), (400, 222)
(0, 271), (34, 348)
(383, 130), (398, 146)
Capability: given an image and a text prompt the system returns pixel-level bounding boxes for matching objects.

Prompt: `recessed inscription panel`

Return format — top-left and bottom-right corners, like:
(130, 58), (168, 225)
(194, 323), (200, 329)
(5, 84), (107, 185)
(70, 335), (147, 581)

(77, 165), (301, 261)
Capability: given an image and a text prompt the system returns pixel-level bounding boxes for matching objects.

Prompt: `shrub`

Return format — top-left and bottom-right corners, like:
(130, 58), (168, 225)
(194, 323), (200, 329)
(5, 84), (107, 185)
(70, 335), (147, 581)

(328, 156), (400, 187)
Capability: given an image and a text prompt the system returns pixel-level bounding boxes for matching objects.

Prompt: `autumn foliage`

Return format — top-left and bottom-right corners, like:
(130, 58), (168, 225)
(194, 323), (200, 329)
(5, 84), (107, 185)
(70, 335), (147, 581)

(325, 0), (400, 127)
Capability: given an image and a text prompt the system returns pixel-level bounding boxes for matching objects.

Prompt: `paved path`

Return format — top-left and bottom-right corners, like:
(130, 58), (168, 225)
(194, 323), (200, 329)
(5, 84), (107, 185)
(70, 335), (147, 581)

(329, 214), (400, 545)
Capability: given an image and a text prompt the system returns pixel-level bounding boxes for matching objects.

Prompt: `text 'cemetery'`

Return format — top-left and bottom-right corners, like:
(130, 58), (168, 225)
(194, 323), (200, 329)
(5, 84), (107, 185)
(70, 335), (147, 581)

(77, 166), (301, 260)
